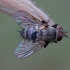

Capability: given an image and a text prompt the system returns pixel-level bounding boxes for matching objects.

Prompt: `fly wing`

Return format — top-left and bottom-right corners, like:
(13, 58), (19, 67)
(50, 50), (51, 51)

(14, 10), (42, 28)
(15, 40), (45, 58)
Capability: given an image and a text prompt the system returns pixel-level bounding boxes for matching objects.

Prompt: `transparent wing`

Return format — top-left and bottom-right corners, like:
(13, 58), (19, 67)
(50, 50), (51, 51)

(15, 40), (45, 58)
(14, 10), (42, 28)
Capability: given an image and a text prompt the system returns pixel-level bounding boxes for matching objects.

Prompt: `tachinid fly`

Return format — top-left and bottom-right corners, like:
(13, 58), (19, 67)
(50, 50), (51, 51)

(14, 10), (68, 58)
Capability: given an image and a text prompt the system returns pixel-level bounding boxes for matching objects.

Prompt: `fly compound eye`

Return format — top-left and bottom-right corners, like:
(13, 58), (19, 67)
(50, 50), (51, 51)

(57, 33), (62, 41)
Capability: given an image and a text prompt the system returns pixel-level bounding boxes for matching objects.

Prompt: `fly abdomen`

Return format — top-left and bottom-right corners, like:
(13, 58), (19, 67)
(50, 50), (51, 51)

(20, 26), (38, 42)
(31, 31), (37, 43)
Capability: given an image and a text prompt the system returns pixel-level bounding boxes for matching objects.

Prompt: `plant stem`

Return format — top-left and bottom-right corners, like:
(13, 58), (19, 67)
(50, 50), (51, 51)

(0, 0), (54, 25)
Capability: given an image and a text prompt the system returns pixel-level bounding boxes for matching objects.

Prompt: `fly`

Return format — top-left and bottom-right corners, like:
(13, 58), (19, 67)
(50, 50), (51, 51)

(14, 10), (68, 58)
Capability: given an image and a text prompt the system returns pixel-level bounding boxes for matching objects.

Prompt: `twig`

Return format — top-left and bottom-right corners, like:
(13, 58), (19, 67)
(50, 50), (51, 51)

(0, 0), (54, 25)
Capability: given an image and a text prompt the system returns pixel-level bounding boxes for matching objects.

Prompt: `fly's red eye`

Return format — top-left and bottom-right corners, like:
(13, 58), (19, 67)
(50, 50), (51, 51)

(57, 25), (63, 40)
(57, 33), (62, 41)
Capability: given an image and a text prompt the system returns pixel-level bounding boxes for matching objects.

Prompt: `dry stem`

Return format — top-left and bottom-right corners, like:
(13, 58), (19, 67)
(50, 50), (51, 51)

(0, 0), (54, 25)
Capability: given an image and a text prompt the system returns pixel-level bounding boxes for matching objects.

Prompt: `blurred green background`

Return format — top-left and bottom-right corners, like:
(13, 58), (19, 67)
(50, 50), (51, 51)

(0, 0), (70, 70)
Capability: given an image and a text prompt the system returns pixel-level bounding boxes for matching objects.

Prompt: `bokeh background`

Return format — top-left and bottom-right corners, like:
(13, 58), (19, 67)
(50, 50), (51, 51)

(0, 0), (70, 70)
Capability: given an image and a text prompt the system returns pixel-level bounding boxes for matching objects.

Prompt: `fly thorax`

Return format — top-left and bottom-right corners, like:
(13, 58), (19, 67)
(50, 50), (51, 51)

(37, 26), (57, 42)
